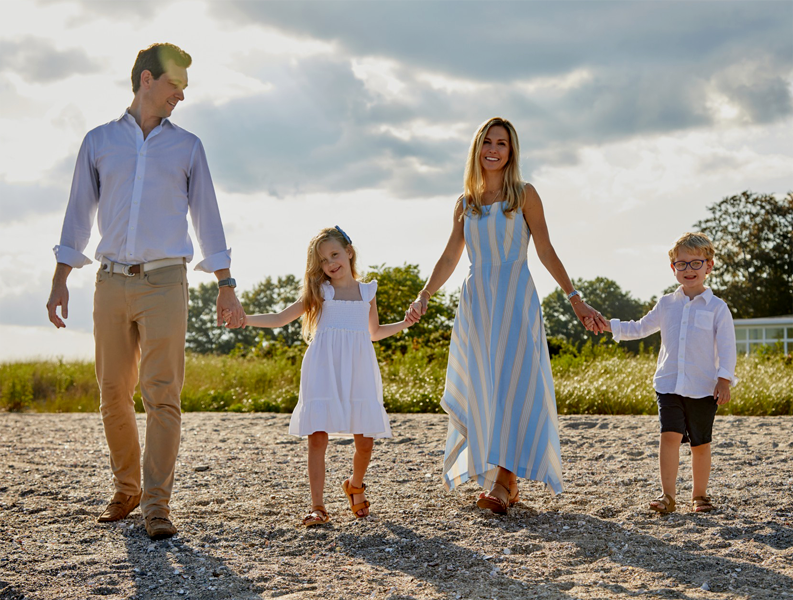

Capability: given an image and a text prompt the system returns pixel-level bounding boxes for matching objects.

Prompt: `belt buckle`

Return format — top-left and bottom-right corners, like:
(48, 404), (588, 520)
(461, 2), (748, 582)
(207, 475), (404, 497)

(121, 264), (136, 276)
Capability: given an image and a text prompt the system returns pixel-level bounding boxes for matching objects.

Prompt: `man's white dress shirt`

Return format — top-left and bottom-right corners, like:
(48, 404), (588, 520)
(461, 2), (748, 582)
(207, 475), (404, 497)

(54, 111), (231, 273)
(610, 287), (736, 398)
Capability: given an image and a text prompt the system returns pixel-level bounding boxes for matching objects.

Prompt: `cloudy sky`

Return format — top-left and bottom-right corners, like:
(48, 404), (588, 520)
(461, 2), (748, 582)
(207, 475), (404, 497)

(1, 0), (791, 361)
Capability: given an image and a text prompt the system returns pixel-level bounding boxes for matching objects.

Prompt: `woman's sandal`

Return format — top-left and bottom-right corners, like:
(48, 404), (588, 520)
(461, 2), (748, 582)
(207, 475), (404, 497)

(476, 481), (510, 514)
(341, 479), (370, 518)
(649, 493), (676, 514)
(692, 495), (714, 513)
(302, 506), (331, 527)
(508, 481), (520, 506)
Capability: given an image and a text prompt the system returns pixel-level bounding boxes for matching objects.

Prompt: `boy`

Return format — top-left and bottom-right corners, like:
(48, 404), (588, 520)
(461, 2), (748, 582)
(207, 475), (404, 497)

(603, 232), (736, 513)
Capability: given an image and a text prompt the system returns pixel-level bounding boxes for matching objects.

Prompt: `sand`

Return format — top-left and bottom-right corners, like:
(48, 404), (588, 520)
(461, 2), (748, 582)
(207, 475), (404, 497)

(1, 413), (791, 600)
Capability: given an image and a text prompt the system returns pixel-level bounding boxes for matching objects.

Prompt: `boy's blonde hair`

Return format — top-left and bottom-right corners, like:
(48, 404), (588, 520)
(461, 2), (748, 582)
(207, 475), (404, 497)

(462, 117), (525, 219)
(668, 232), (715, 262)
(301, 227), (358, 342)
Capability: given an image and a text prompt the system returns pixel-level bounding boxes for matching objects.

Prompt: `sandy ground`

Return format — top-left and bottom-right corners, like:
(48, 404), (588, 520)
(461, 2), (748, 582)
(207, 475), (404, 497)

(0, 413), (791, 600)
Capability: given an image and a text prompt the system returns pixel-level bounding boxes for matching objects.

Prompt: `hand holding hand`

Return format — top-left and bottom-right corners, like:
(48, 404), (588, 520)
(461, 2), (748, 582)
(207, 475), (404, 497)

(572, 301), (607, 334)
(407, 289), (430, 322)
(221, 308), (247, 328)
(217, 288), (245, 329)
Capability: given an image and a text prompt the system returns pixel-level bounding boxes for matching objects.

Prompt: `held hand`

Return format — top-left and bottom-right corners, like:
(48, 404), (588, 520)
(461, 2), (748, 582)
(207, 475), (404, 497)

(714, 378), (731, 405)
(46, 281), (69, 329)
(404, 308), (421, 326)
(408, 291), (430, 320)
(217, 287), (245, 329)
(572, 301), (607, 334)
(407, 301), (423, 322)
(221, 308), (247, 328)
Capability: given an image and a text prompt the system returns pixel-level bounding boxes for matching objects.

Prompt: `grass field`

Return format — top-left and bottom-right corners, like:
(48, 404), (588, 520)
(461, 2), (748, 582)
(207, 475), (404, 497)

(1, 345), (791, 416)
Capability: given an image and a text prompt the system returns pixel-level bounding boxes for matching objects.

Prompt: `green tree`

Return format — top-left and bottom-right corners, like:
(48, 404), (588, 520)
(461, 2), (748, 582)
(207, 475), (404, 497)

(186, 282), (239, 354)
(362, 263), (457, 353)
(186, 276), (303, 355)
(239, 275), (303, 347)
(542, 277), (658, 353)
(693, 191), (793, 318)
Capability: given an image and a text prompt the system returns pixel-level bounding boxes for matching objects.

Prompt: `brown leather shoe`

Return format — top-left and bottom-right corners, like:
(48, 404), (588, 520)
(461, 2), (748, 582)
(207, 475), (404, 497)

(145, 515), (177, 540)
(97, 491), (142, 523)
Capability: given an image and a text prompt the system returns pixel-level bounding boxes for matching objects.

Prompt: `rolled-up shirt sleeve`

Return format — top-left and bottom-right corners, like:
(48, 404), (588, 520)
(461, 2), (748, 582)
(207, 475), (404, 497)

(53, 134), (99, 268)
(714, 303), (737, 382)
(610, 300), (662, 344)
(187, 139), (232, 273)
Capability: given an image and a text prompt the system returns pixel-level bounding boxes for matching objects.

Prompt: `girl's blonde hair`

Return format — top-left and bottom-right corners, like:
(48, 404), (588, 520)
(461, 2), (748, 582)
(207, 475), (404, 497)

(462, 117), (525, 218)
(301, 227), (358, 342)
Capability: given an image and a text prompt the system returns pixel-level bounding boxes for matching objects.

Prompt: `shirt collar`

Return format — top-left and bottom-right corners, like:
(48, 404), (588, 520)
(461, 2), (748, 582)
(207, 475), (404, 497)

(673, 285), (713, 305)
(119, 109), (172, 128)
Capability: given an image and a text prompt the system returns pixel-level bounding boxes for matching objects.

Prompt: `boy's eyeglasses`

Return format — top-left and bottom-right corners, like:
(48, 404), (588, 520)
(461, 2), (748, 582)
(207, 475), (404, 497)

(672, 260), (706, 271)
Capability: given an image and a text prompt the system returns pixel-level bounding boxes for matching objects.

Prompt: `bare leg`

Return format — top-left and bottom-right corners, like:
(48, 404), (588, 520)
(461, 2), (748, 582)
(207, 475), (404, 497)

(691, 442), (711, 499)
(651, 431), (683, 509)
(349, 434), (373, 517)
(307, 432), (328, 508)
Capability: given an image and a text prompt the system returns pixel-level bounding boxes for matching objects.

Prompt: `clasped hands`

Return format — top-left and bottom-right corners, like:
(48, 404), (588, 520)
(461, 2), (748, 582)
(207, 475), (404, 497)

(573, 300), (609, 334)
(405, 292), (429, 324)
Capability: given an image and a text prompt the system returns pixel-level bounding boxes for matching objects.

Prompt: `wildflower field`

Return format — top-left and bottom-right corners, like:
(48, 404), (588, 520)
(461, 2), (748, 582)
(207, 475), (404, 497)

(2, 344), (791, 416)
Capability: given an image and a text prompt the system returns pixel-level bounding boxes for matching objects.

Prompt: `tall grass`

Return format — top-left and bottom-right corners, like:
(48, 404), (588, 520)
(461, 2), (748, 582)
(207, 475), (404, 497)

(2, 346), (791, 415)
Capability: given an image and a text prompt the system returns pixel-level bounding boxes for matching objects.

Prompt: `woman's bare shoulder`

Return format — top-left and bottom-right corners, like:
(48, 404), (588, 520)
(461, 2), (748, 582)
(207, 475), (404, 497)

(521, 182), (541, 208)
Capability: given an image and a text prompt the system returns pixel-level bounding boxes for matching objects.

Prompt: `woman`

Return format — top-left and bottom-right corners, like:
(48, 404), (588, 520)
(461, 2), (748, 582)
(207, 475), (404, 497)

(409, 117), (605, 512)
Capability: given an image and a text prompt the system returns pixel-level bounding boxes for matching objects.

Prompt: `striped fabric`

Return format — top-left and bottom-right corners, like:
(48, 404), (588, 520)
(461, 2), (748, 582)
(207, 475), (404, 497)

(441, 200), (563, 495)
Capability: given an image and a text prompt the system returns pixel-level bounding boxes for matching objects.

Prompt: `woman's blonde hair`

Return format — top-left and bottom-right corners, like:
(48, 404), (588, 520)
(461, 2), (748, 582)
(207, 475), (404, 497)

(301, 227), (358, 342)
(462, 117), (525, 218)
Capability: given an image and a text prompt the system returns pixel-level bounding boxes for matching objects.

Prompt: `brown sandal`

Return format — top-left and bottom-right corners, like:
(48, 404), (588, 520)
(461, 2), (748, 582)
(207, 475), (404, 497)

(476, 481), (509, 514)
(692, 495), (714, 513)
(649, 493), (676, 514)
(341, 479), (370, 518)
(302, 506), (330, 527)
(508, 481), (520, 506)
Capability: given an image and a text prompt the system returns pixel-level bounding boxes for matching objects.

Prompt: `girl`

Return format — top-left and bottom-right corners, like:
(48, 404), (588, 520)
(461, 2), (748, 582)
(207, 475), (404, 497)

(230, 226), (416, 526)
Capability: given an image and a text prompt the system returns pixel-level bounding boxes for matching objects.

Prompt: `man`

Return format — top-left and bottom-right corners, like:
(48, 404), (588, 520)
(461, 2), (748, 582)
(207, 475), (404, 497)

(46, 43), (245, 540)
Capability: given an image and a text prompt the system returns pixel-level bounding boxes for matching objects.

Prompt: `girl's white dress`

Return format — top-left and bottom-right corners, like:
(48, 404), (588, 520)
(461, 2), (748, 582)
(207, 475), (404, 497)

(289, 280), (392, 438)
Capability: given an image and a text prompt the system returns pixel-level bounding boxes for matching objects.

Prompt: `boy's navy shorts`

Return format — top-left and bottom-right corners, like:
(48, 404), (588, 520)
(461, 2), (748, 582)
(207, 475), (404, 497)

(656, 392), (718, 447)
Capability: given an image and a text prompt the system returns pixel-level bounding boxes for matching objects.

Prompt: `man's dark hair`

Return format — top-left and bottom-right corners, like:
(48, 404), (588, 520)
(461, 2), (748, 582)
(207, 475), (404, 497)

(131, 43), (192, 93)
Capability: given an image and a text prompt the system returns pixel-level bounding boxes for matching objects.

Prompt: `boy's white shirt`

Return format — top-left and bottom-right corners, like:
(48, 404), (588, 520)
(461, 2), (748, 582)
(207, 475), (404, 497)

(609, 286), (737, 398)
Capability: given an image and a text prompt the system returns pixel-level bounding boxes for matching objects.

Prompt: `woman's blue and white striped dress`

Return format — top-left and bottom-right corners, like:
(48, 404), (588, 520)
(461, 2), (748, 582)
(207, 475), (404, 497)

(441, 199), (563, 495)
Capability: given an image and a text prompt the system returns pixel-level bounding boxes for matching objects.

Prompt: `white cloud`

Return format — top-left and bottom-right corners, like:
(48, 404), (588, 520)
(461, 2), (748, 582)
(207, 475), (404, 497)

(1, 0), (792, 360)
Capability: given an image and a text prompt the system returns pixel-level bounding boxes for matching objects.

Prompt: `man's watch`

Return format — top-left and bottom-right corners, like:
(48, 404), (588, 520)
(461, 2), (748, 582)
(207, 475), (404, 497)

(218, 278), (237, 289)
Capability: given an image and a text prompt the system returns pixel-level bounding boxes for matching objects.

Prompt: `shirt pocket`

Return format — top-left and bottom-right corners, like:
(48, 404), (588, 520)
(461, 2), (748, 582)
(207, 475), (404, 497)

(694, 310), (714, 330)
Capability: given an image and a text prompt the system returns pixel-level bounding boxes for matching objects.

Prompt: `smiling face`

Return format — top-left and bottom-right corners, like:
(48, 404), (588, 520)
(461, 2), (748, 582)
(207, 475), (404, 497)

(146, 60), (187, 119)
(479, 125), (511, 173)
(671, 248), (713, 297)
(318, 238), (354, 282)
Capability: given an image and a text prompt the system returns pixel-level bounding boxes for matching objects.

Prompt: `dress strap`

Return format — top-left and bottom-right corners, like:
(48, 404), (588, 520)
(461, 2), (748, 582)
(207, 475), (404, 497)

(321, 281), (335, 300)
(360, 280), (378, 302)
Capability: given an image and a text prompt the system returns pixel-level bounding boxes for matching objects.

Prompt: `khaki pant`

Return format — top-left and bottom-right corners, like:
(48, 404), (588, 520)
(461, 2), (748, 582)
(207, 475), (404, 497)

(93, 263), (188, 519)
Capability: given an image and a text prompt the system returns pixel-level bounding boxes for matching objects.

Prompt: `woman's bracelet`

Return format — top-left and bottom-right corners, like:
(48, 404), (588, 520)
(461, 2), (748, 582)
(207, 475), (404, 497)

(419, 288), (431, 300)
(568, 289), (583, 306)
